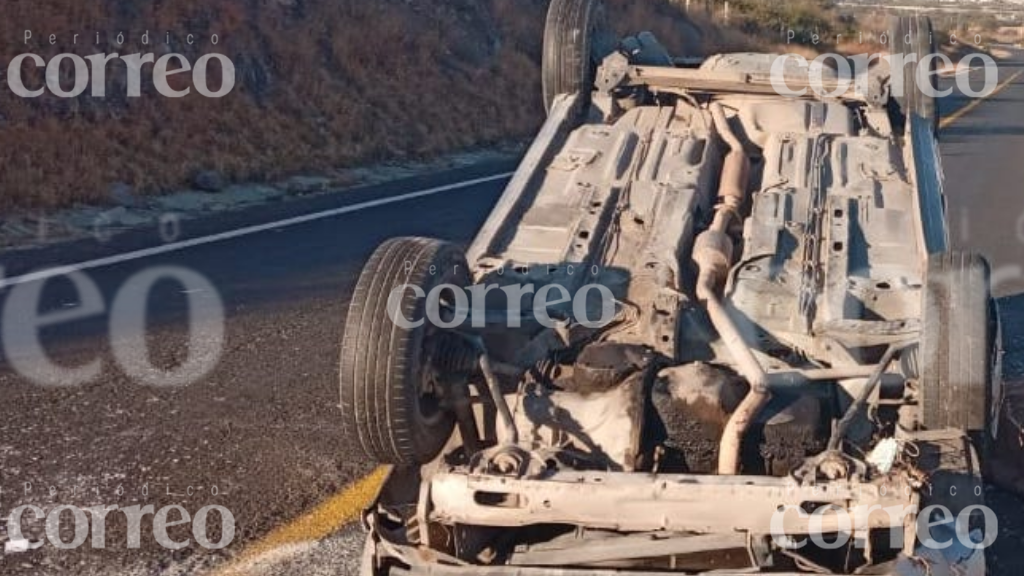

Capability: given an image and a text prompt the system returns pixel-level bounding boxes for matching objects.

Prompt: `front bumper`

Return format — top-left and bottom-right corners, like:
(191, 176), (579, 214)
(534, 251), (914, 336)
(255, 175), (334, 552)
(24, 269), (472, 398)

(389, 566), (816, 575)
(372, 538), (983, 576)
(428, 470), (913, 534)
(364, 431), (987, 576)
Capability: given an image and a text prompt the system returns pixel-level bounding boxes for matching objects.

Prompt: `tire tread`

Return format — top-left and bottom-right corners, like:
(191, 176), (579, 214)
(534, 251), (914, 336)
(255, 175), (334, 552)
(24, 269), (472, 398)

(339, 237), (468, 466)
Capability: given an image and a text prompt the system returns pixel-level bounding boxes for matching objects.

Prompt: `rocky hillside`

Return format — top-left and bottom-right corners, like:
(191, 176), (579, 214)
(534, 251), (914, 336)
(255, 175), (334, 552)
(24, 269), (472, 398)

(0, 0), (754, 211)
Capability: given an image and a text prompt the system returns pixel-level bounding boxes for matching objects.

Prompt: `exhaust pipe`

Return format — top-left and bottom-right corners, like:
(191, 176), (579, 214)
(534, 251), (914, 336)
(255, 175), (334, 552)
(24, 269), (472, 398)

(693, 103), (770, 476)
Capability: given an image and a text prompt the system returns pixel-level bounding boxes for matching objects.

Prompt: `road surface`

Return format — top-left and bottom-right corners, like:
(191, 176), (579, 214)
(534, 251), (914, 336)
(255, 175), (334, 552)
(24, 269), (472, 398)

(1, 55), (1023, 575)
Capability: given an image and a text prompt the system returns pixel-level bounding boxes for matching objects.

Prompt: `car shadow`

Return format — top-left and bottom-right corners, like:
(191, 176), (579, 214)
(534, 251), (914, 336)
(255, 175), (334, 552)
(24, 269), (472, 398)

(987, 293), (1024, 573)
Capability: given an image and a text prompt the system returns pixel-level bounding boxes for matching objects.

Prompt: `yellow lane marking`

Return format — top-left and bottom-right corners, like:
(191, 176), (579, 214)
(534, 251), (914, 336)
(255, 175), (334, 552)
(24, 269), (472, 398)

(211, 466), (389, 575)
(940, 69), (1024, 129)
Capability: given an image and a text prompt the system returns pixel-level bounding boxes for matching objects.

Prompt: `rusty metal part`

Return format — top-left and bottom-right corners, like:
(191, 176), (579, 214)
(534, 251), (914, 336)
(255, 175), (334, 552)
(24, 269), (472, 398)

(474, 339), (519, 446)
(449, 379), (482, 456)
(709, 103), (749, 223)
(620, 64), (871, 102)
(509, 532), (747, 566)
(704, 296), (771, 476)
(651, 363), (746, 474)
(428, 469), (914, 533)
(376, 550), (979, 576)
(514, 374), (645, 472)
(570, 342), (650, 393)
(692, 103), (768, 476)
(795, 136), (829, 334)
(765, 365), (881, 388)
(477, 445), (536, 476)
(827, 345), (906, 451)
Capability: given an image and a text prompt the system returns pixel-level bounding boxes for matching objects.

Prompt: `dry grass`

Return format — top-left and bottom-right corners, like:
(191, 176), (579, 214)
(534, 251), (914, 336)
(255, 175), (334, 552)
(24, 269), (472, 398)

(0, 0), (856, 212)
(0, 0), (553, 210)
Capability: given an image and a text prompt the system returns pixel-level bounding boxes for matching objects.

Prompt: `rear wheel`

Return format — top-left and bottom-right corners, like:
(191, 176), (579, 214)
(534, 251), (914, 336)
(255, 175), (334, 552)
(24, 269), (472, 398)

(920, 252), (996, 451)
(542, 0), (613, 115)
(888, 15), (939, 136)
(339, 237), (470, 467)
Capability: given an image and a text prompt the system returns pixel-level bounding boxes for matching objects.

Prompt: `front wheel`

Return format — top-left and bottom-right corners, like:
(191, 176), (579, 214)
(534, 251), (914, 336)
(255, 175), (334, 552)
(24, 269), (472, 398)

(339, 237), (470, 467)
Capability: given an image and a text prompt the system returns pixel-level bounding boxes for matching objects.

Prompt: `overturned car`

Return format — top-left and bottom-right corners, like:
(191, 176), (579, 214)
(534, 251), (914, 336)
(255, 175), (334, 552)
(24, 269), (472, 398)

(339, 3), (1001, 575)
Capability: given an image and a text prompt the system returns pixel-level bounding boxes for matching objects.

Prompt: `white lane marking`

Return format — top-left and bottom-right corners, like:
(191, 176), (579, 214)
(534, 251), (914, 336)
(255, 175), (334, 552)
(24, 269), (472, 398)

(0, 172), (514, 290)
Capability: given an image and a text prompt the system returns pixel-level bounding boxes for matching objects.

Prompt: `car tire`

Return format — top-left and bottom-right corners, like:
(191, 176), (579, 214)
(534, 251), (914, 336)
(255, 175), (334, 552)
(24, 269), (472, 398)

(888, 15), (939, 136)
(542, 0), (612, 115)
(920, 252), (996, 450)
(339, 237), (470, 467)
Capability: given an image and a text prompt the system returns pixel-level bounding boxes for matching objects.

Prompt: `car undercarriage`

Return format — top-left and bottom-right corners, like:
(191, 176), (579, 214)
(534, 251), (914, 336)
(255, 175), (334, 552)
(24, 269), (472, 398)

(338, 3), (1001, 575)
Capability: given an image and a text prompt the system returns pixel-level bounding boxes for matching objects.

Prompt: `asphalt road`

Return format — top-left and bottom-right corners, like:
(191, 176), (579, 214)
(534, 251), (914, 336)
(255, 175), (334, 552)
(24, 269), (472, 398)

(1, 55), (1024, 576)
(940, 53), (1024, 298)
(0, 164), (513, 575)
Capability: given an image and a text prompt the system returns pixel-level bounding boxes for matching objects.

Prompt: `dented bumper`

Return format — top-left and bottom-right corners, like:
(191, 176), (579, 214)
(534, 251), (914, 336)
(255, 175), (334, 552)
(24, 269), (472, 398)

(370, 539), (984, 576)
(363, 466), (986, 576)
